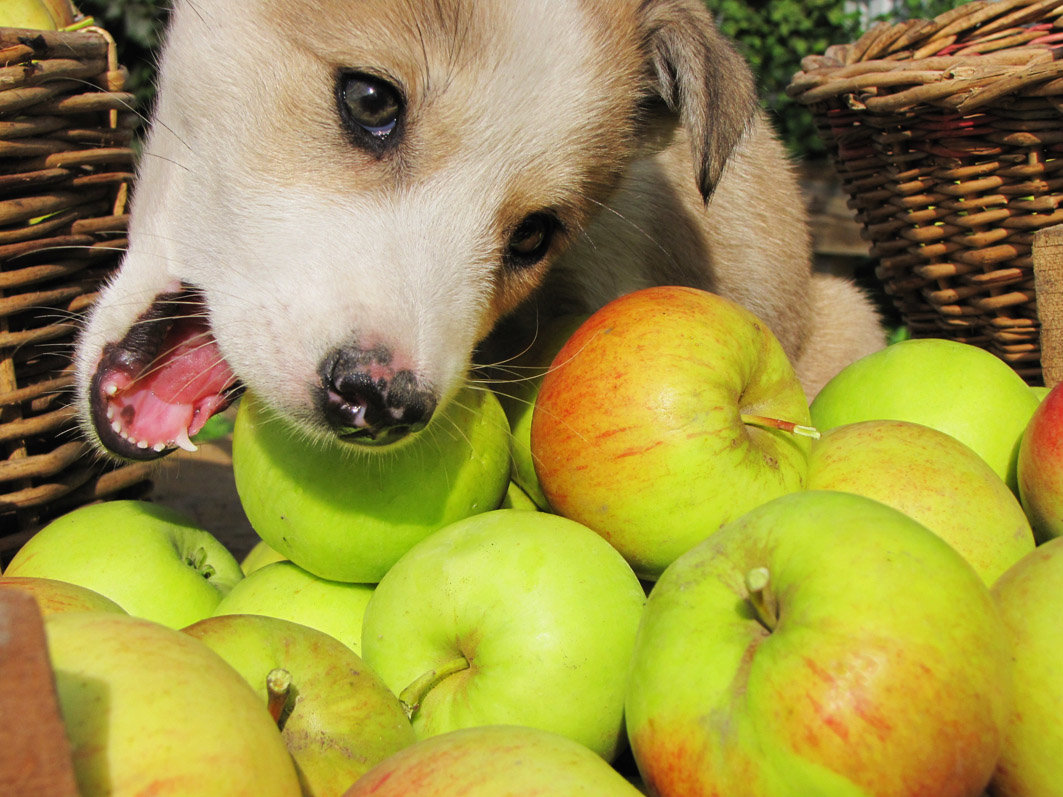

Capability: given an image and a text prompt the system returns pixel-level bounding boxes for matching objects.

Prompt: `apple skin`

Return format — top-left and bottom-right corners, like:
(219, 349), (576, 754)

(360, 508), (646, 762)
(232, 385), (511, 583)
(809, 338), (1039, 492)
(494, 314), (588, 510)
(989, 537), (1063, 796)
(530, 286), (811, 580)
(343, 725), (644, 796)
(185, 613), (416, 796)
(1016, 380), (1063, 541)
(0, 575), (126, 616)
(213, 560), (374, 654)
(0, 0), (75, 28)
(45, 612), (302, 797)
(499, 480), (539, 511)
(806, 419), (1035, 584)
(626, 490), (1012, 797)
(5, 500), (244, 628)
(241, 539), (288, 575)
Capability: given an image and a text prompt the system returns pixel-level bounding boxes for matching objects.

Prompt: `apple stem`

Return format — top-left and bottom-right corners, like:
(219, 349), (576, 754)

(741, 414), (821, 440)
(745, 567), (779, 632)
(185, 546), (217, 580)
(266, 667), (293, 729)
(399, 657), (471, 721)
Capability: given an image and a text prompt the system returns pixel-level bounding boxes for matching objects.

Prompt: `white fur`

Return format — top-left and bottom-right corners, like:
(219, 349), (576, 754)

(75, 0), (886, 454)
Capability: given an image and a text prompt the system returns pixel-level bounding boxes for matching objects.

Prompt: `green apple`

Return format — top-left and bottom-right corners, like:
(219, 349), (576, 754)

(499, 480), (538, 511)
(185, 613), (415, 796)
(809, 338), (1039, 491)
(806, 419), (1035, 584)
(5, 500), (243, 628)
(343, 725), (643, 796)
(360, 508), (645, 762)
(0, 0), (75, 28)
(45, 612), (301, 796)
(1016, 380), (1063, 541)
(241, 538), (288, 575)
(530, 286), (812, 580)
(213, 560), (374, 654)
(493, 314), (588, 510)
(232, 385), (511, 583)
(626, 490), (1012, 797)
(0, 575), (126, 616)
(989, 537), (1063, 796)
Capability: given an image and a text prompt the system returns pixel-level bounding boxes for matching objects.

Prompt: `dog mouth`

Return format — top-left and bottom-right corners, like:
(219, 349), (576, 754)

(89, 288), (241, 460)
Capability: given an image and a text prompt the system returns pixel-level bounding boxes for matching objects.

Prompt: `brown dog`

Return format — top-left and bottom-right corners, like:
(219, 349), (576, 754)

(74, 0), (885, 459)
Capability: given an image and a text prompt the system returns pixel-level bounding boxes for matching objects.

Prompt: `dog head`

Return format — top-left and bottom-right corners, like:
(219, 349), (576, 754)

(74, 0), (758, 459)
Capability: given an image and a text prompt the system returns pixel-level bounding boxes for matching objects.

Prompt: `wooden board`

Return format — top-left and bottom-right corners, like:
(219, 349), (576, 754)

(1034, 224), (1063, 389)
(0, 589), (78, 796)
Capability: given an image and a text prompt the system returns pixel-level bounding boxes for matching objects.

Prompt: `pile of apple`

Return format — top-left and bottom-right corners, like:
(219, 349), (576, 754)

(4, 285), (1062, 797)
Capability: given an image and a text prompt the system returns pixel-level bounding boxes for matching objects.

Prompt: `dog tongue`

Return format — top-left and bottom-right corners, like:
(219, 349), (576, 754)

(105, 317), (237, 453)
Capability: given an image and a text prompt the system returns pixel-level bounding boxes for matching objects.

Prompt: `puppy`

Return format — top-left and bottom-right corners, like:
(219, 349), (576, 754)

(74, 0), (885, 460)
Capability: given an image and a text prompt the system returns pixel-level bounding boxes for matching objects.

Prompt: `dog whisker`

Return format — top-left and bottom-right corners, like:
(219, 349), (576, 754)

(71, 0), (886, 462)
(38, 75), (193, 160)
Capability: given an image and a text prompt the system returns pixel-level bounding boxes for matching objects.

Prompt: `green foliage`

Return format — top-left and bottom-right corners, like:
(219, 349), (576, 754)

(705, 0), (861, 159)
(704, 0), (968, 159)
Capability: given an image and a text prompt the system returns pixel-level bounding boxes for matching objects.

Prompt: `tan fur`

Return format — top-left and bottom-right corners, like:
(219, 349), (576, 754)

(538, 0), (886, 396)
(74, 0), (885, 458)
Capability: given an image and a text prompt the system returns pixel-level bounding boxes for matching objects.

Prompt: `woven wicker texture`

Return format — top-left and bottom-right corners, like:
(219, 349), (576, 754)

(789, 0), (1063, 384)
(0, 25), (152, 549)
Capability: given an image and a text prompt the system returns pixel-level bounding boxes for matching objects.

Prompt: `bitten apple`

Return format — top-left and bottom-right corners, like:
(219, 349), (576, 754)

(531, 286), (811, 580)
(1016, 380), (1063, 541)
(6, 500), (244, 628)
(360, 509), (645, 762)
(185, 613), (416, 796)
(233, 386), (511, 583)
(626, 490), (1012, 797)
(806, 419), (1035, 584)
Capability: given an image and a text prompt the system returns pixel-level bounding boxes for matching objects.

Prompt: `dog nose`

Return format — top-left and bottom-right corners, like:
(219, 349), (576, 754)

(320, 346), (436, 446)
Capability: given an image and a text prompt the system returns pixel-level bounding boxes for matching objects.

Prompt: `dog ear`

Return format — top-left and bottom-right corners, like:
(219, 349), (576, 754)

(638, 0), (760, 201)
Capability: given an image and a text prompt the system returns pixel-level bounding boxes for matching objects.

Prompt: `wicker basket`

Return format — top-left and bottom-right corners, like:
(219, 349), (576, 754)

(0, 24), (153, 551)
(789, 0), (1063, 385)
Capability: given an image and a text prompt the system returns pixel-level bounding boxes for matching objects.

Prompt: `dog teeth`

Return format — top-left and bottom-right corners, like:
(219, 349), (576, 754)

(107, 412), (188, 454)
(173, 428), (198, 454)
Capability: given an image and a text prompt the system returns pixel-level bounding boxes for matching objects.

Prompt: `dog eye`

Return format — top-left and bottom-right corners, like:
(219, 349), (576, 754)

(506, 213), (559, 268)
(337, 72), (404, 150)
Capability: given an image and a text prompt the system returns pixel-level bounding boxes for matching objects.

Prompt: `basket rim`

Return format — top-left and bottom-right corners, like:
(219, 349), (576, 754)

(788, 0), (1063, 112)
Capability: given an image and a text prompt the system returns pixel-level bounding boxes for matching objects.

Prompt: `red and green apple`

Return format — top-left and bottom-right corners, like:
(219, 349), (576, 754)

(626, 490), (1012, 797)
(531, 286), (812, 580)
